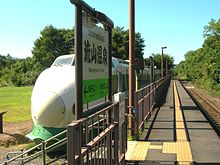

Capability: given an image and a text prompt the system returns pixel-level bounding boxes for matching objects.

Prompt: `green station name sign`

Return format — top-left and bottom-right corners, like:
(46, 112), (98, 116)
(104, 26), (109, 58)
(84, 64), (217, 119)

(82, 18), (109, 104)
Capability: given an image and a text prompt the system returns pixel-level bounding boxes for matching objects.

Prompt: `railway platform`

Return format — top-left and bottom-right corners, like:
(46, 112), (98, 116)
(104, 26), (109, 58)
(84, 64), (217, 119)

(2, 79), (219, 165)
(126, 80), (220, 164)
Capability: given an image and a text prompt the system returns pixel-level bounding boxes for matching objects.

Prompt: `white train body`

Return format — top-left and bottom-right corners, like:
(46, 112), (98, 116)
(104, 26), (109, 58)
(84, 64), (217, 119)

(31, 55), (75, 129)
(27, 54), (160, 141)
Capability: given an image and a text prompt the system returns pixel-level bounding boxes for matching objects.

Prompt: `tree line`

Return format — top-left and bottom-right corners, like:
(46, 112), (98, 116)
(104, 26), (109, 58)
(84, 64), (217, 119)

(0, 26), (145, 87)
(0, 25), (174, 87)
(144, 53), (174, 73)
(175, 18), (220, 96)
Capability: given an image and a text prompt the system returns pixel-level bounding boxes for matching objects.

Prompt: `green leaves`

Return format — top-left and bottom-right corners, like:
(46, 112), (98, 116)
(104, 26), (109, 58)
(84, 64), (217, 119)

(32, 25), (74, 70)
(203, 18), (220, 38)
(175, 18), (220, 95)
(1, 25), (145, 87)
(112, 26), (145, 60)
(148, 53), (174, 70)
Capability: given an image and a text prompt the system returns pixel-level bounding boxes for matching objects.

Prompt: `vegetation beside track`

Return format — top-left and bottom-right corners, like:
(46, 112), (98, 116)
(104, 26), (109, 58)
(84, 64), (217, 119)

(175, 18), (220, 98)
(0, 86), (33, 122)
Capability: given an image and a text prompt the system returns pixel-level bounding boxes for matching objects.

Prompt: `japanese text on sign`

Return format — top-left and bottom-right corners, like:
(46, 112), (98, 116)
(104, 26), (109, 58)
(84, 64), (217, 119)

(82, 17), (109, 104)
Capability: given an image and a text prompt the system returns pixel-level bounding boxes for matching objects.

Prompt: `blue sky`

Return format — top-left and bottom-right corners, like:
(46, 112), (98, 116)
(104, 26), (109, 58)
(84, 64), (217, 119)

(0, 0), (219, 64)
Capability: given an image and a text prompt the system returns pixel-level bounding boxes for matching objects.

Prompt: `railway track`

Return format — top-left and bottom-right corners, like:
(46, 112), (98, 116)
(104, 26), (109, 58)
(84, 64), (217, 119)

(183, 84), (220, 135)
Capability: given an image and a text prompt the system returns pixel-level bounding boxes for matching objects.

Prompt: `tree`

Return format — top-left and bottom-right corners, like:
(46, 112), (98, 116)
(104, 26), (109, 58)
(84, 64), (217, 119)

(175, 18), (220, 95)
(0, 54), (19, 86)
(112, 27), (145, 60)
(203, 18), (220, 38)
(135, 32), (145, 58)
(112, 27), (128, 59)
(32, 25), (74, 70)
(1, 25), (146, 87)
(32, 25), (144, 69)
(150, 53), (174, 70)
(0, 54), (17, 69)
(174, 61), (188, 79)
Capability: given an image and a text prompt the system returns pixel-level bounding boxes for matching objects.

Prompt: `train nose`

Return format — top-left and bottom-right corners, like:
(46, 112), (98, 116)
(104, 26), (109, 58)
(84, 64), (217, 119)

(32, 91), (66, 127)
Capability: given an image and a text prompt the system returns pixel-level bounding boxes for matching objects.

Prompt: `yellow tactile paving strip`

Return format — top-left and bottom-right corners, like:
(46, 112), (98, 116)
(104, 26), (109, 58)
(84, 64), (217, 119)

(162, 142), (192, 162)
(176, 121), (185, 128)
(176, 130), (188, 141)
(125, 141), (137, 160)
(126, 81), (193, 164)
(126, 141), (150, 160)
(169, 81), (193, 163)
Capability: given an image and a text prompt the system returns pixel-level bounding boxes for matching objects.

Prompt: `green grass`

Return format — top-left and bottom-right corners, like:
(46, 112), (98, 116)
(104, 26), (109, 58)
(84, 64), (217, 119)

(0, 86), (33, 122)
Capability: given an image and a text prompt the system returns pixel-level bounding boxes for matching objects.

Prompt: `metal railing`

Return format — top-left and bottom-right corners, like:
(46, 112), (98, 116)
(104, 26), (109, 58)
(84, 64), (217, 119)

(154, 76), (170, 104)
(2, 130), (67, 165)
(134, 82), (155, 131)
(133, 76), (170, 138)
(2, 76), (169, 164)
(67, 100), (126, 165)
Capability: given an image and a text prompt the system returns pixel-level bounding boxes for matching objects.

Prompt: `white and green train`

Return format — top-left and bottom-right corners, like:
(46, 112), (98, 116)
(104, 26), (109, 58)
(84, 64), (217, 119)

(27, 54), (160, 141)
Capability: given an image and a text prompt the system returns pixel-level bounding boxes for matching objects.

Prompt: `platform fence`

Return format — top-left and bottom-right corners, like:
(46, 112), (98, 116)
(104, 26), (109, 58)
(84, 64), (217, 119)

(133, 75), (170, 138)
(67, 100), (126, 165)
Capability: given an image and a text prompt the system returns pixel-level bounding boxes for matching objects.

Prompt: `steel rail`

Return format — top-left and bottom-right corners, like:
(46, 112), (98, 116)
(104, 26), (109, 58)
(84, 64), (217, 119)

(190, 88), (220, 114)
(181, 83), (220, 137)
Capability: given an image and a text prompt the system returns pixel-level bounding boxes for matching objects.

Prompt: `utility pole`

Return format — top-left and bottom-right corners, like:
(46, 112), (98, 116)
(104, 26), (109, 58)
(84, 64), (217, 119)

(128, 0), (135, 137)
(161, 46), (167, 78)
(166, 58), (168, 76)
(150, 56), (154, 83)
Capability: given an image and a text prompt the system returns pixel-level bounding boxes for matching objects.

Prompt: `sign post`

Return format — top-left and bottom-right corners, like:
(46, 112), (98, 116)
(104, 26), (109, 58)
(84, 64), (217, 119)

(74, 2), (83, 120)
(70, 0), (114, 119)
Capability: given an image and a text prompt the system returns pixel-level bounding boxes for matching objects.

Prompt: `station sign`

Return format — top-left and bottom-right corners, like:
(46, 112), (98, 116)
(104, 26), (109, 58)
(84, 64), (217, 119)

(82, 17), (109, 104)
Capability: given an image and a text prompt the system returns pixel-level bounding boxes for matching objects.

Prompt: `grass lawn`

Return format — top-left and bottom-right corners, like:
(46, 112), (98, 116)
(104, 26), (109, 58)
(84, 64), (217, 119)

(0, 86), (33, 122)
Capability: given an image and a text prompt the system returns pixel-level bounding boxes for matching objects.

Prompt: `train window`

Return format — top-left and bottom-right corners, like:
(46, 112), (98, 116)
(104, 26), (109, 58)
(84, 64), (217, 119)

(51, 55), (75, 67)
(112, 59), (117, 68)
(112, 62), (116, 68)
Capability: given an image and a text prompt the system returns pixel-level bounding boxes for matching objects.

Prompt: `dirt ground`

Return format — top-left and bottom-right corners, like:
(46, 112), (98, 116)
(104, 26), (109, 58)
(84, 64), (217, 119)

(0, 120), (33, 162)
(0, 120), (32, 147)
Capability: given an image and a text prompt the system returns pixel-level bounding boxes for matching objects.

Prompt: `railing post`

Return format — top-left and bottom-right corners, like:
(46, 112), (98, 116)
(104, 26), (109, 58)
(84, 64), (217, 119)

(150, 56), (154, 84)
(0, 111), (6, 134)
(114, 104), (119, 164)
(67, 123), (81, 165)
(134, 92), (139, 140)
(106, 132), (111, 165)
(141, 89), (144, 131)
(153, 82), (155, 106)
(148, 86), (150, 113)
(107, 107), (113, 164)
(67, 124), (74, 165)
(42, 141), (46, 165)
(151, 84), (154, 110)
(117, 94), (126, 164)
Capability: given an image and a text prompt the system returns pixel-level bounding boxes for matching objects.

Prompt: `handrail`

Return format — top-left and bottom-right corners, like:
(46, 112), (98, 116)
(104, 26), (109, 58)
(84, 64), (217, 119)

(87, 124), (116, 147)
(3, 129), (67, 164)
(75, 102), (119, 124)
(133, 75), (170, 138)
(67, 101), (124, 165)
